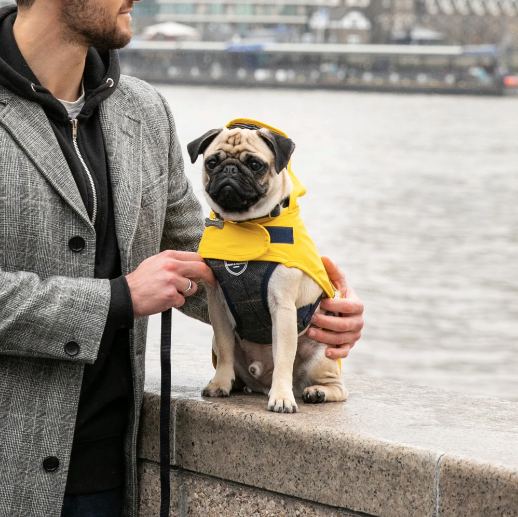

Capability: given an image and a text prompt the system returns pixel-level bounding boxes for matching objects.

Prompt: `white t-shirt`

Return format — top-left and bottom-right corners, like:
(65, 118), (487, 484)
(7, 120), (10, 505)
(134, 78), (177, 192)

(58, 81), (85, 120)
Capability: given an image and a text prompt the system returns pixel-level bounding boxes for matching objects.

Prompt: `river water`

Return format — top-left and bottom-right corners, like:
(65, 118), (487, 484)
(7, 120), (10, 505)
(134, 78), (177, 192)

(146, 85), (518, 402)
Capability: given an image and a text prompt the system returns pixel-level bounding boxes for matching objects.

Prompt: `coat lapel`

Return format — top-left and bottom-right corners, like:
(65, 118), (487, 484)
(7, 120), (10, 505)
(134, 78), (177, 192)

(0, 91), (91, 226)
(99, 92), (142, 272)
(0, 86), (143, 271)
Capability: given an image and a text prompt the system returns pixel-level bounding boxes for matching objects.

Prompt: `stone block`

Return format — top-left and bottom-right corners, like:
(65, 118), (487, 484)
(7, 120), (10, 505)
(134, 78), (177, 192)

(137, 460), (366, 517)
(180, 470), (359, 517)
(174, 397), (439, 517)
(138, 460), (180, 517)
(439, 456), (518, 517)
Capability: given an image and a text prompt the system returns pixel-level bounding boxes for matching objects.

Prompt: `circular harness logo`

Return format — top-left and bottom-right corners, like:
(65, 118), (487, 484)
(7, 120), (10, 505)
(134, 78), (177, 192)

(224, 261), (248, 276)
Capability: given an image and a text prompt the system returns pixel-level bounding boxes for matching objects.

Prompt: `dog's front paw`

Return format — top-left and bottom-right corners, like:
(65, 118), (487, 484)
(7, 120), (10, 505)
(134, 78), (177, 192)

(268, 389), (298, 413)
(302, 386), (326, 404)
(202, 380), (233, 398)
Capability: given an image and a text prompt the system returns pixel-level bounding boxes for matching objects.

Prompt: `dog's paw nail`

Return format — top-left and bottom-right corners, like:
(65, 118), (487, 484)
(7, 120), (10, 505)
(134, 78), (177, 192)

(202, 384), (231, 398)
(268, 395), (298, 414)
(302, 388), (326, 404)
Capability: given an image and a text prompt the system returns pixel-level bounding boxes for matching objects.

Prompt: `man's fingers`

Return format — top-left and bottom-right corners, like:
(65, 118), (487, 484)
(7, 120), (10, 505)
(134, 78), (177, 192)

(325, 344), (352, 360)
(168, 259), (216, 287)
(162, 249), (206, 262)
(177, 278), (199, 297)
(321, 256), (347, 291)
(307, 327), (359, 346)
(310, 313), (359, 333)
(165, 287), (186, 308)
(320, 296), (364, 316)
(192, 264), (216, 287)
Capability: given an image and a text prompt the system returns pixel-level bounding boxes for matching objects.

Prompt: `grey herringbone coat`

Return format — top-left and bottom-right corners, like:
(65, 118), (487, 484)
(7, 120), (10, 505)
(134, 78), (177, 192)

(0, 76), (208, 517)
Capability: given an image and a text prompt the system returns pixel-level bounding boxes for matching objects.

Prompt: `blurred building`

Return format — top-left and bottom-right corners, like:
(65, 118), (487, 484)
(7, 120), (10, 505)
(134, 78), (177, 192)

(1, 0), (517, 47)
(142, 21), (201, 41)
(133, 0), (344, 42)
(415, 0), (518, 46)
(345, 0), (518, 46)
(130, 0), (518, 47)
(326, 8), (373, 44)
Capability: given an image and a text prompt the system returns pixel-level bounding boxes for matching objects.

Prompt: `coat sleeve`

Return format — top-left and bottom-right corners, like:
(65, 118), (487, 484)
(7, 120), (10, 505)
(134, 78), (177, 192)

(156, 91), (210, 325)
(0, 270), (111, 363)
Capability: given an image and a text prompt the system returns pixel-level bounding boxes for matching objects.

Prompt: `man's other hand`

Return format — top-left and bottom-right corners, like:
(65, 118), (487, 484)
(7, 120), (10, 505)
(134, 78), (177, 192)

(126, 250), (216, 318)
(306, 256), (364, 360)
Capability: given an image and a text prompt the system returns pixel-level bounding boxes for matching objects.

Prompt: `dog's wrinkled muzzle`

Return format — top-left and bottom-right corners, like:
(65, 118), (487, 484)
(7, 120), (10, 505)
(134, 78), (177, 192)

(207, 164), (266, 212)
(215, 183), (249, 211)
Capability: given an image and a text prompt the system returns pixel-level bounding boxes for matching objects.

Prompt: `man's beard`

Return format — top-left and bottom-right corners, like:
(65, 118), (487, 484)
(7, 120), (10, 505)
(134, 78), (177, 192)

(61, 0), (133, 50)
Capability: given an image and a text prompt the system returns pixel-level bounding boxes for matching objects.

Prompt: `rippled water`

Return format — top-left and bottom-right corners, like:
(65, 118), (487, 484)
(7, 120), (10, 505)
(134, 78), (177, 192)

(146, 86), (518, 402)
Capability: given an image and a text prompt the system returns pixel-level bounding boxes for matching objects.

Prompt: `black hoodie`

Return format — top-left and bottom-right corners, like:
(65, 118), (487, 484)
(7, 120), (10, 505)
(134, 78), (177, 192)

(0, 5), (134, 494)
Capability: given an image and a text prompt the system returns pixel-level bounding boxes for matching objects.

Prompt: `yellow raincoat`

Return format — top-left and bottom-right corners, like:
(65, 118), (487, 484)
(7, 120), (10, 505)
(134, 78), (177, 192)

(198, 118), (336, 299)
(198, 118), (340, 371)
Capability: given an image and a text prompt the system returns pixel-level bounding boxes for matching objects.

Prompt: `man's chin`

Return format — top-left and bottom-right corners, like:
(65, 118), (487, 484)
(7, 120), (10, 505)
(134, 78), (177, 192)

(117, 31), (133, 49)
(116, 21), (132, 43)
(98, 28), (132, 50)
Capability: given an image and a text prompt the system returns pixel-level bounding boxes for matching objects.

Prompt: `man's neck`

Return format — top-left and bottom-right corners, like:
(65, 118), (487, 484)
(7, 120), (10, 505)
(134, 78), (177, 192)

(13, 5), (86, 101)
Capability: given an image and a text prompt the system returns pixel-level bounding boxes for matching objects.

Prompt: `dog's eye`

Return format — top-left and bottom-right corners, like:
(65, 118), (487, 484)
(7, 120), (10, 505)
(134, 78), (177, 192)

(250, 160), (263, 172)
(206, 159), (218, 170)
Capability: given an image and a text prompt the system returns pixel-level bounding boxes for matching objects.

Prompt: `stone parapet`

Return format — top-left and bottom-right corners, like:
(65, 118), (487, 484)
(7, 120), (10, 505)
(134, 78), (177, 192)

(139, 344), (518, 517)
(138, 461), (362, 517)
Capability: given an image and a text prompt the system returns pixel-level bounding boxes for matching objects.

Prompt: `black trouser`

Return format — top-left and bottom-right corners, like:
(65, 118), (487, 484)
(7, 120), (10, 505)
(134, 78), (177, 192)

(60, 486), (123, 517)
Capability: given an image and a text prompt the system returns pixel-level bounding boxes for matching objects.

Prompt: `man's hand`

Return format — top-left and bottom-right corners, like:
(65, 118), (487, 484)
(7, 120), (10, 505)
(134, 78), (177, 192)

(126, 250), (216, 318)
(306, 256), (364, 360)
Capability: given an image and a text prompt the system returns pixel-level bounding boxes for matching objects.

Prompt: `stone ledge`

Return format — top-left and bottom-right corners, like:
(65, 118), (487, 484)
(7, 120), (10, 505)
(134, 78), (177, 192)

(438, 456), (518, 517)
(140, 341), (518, 517)
(138, 460), (366, 517)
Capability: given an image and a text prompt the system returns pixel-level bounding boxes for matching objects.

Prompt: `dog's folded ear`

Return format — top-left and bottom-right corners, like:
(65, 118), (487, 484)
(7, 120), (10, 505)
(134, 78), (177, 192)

(187, 129), (223, 164)
(258, 129), (296, 174)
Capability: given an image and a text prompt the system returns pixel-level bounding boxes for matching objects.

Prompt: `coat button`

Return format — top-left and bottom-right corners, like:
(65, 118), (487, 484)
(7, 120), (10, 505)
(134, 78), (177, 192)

(64, 341), (80, 357)
(68, 236), (85, 252)
(43, 456), (60, 472)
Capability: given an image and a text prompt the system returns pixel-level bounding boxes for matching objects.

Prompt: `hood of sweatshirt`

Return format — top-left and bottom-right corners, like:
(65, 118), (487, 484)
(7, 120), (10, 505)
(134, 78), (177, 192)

(0, 4), (120, 122)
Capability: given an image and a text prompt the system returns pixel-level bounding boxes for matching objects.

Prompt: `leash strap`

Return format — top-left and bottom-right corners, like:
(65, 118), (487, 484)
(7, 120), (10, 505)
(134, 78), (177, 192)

(160, 308), (172, 517)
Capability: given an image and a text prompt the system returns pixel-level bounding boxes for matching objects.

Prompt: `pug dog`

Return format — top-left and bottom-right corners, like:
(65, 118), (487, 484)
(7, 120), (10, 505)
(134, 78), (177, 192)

(187, 122), (347, 413)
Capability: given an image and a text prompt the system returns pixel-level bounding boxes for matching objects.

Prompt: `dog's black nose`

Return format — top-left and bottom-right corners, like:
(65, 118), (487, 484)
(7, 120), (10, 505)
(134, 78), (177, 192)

(223, 164), (239, 176)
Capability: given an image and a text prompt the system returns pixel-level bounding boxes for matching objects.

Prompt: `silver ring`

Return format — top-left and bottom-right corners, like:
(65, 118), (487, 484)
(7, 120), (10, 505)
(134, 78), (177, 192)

(179, 278), (193, 295)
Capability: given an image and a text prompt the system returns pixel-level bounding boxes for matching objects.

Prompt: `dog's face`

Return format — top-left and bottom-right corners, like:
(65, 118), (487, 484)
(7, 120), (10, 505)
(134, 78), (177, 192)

(187, 126), (296, 221)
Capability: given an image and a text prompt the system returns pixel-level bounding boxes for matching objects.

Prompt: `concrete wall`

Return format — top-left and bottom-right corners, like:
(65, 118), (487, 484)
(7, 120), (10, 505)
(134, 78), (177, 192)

(138, 462), (362, 516)
(137, 369), (518, 517)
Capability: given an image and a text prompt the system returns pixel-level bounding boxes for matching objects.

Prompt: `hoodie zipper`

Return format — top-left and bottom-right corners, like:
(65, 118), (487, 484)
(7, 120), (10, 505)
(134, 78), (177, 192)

(71, 119), (97, 226)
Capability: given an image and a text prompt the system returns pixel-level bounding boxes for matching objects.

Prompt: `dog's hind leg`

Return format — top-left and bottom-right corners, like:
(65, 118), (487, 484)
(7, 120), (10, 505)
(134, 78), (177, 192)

(302, 354), (348, 404)
(202, 283), (236, 397)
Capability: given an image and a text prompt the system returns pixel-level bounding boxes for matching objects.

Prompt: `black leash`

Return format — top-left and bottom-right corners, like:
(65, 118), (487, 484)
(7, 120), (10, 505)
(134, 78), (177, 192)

(159, 308), (172, 517)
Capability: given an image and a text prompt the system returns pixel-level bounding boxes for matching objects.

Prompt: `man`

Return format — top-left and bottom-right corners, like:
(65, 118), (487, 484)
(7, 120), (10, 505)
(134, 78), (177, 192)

(0, 1), (364, 516)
